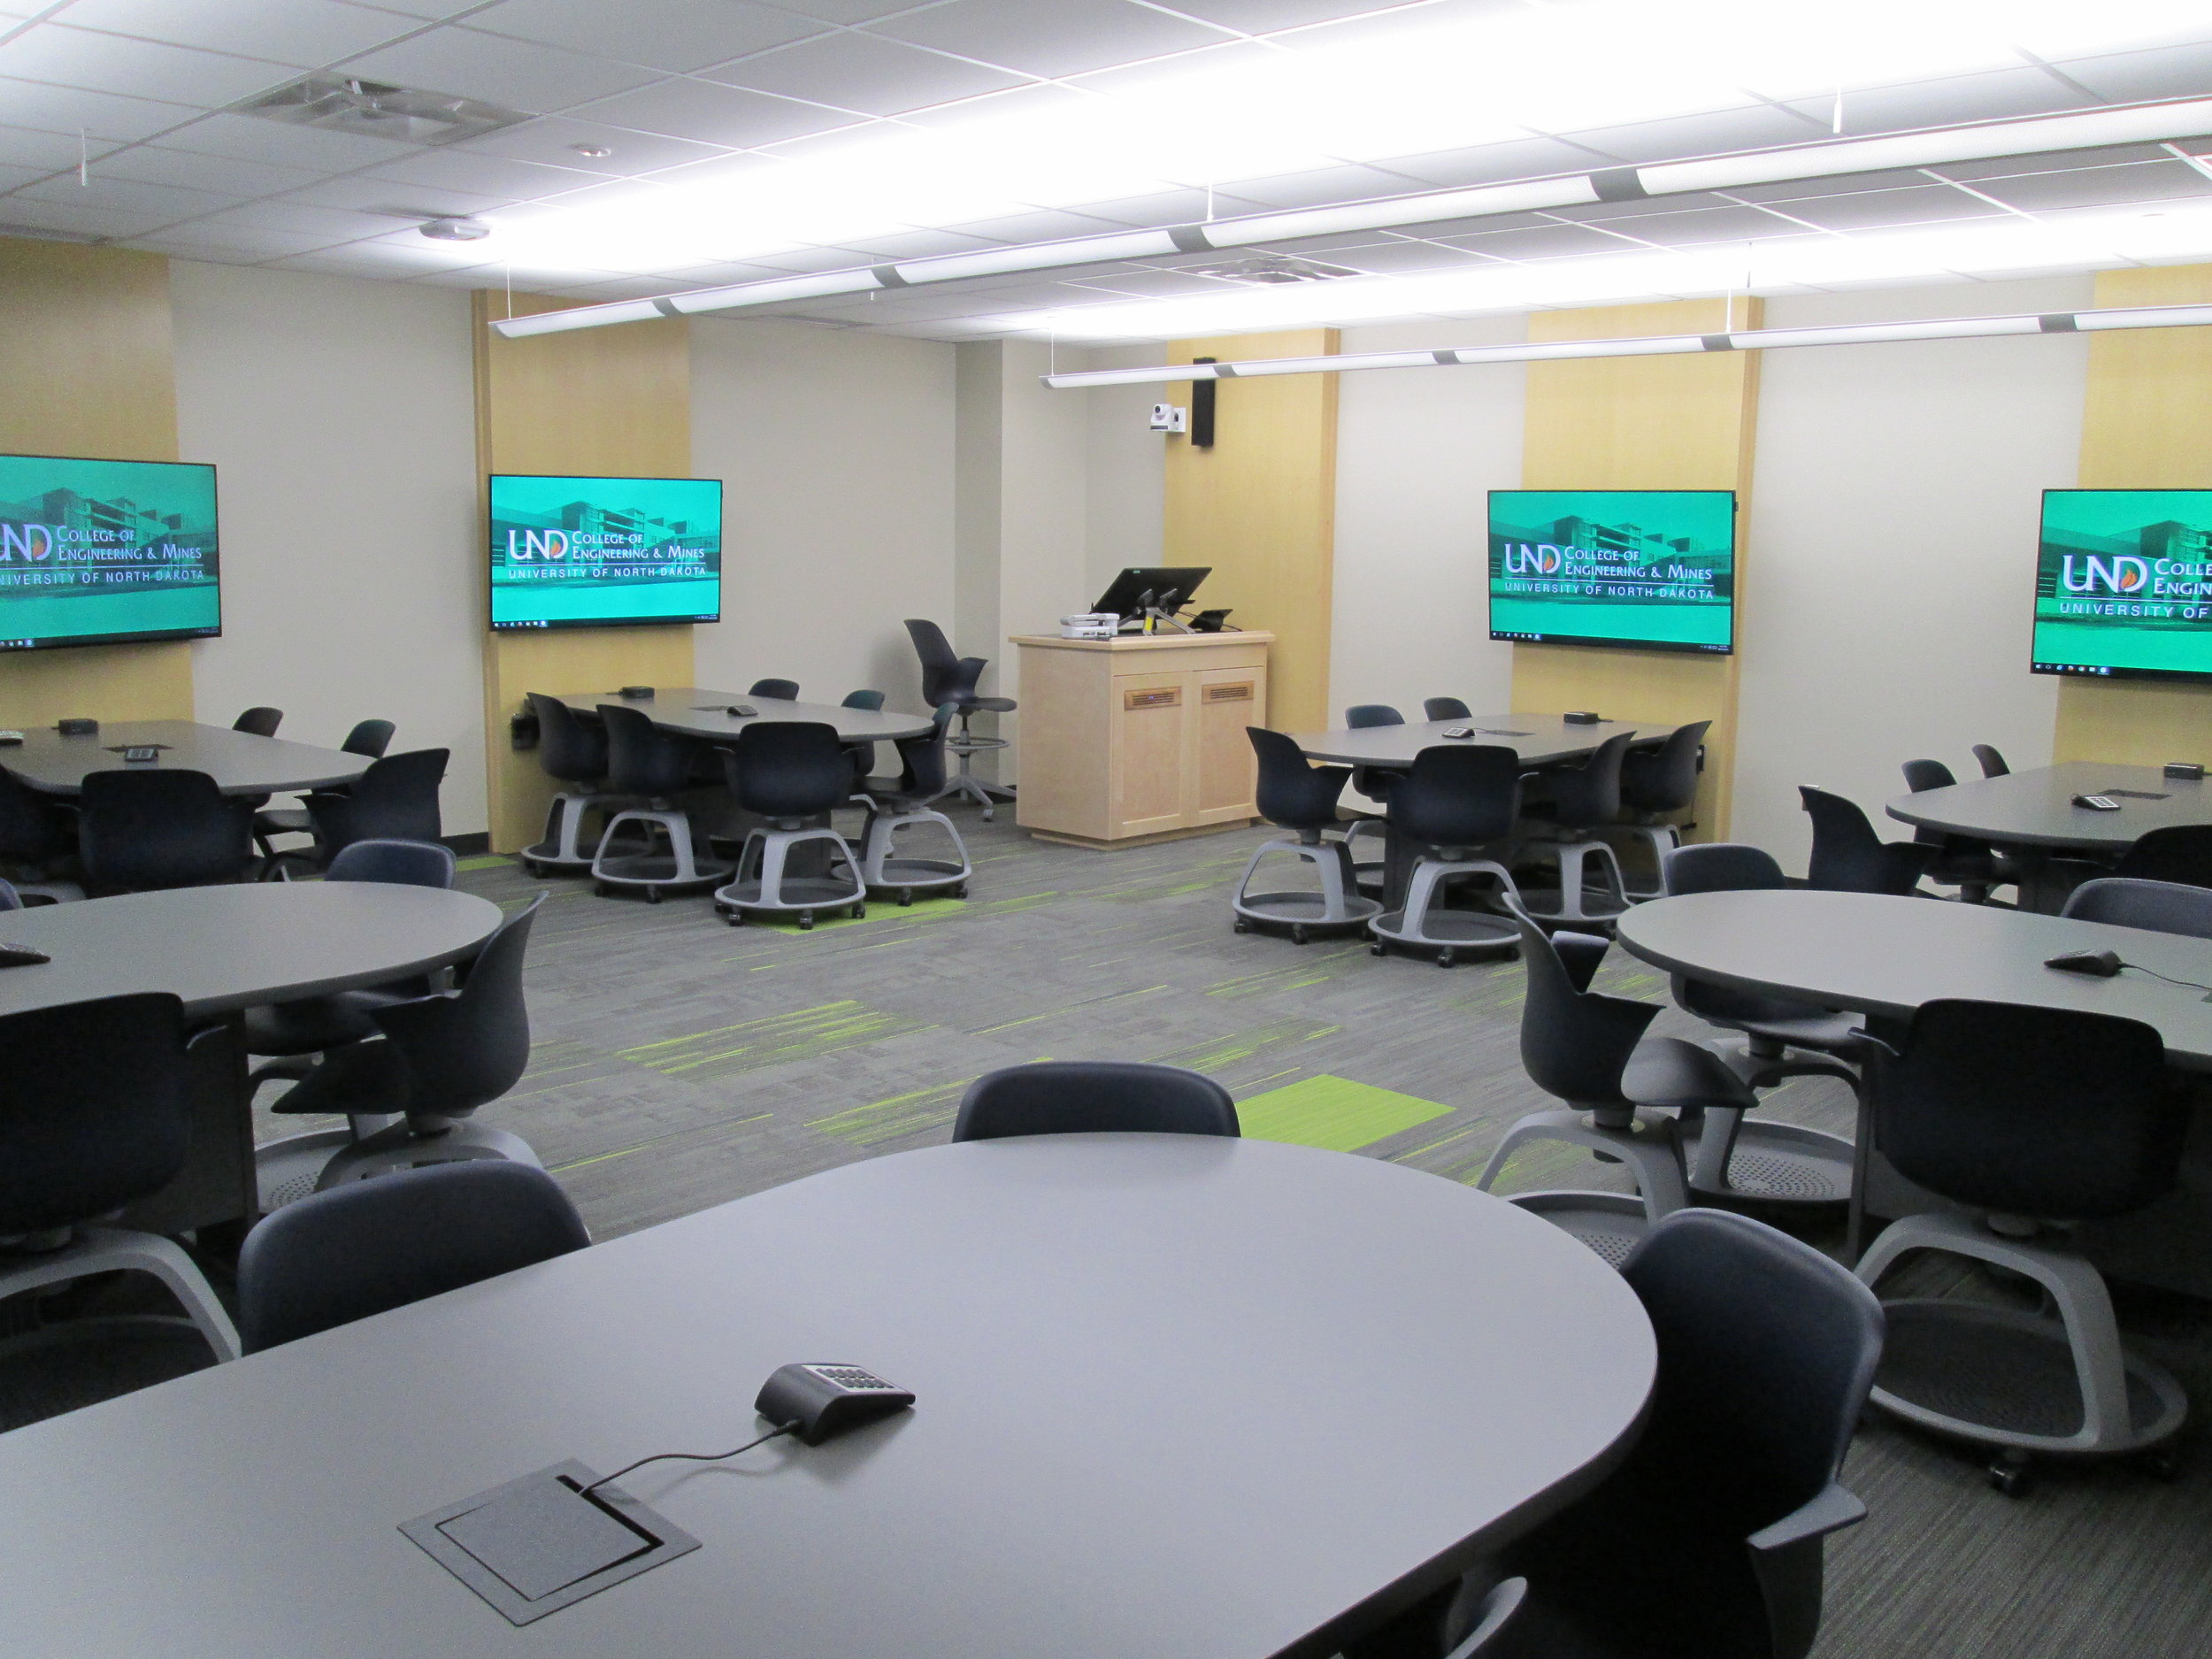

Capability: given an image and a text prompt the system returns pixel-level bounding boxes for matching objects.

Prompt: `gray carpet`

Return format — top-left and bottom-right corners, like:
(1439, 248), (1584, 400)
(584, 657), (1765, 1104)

(8, 806), (2209, 1656)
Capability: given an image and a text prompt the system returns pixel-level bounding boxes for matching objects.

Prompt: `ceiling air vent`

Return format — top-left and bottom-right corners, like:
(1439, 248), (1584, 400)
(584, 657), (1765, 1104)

(1184, 253), (1361, 285)
(233, 73), (532, 147)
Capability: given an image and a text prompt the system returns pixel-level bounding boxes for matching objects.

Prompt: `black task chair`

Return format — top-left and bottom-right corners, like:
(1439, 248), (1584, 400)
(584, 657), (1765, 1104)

(1899, 758), (2006, 902)
(2113, 825), (2212, 888)
(1477, 909), (1756, 1259)
(233, 705), (283, 737)
(714, 721), (865, 927)
(1518, 731), (1635, 925)
(78, 769), (253, 894)
(1341, 703), (1407, 895)
(1368, 744), (1525, 965)
(857, 704), (972, 904)
(299, 749), (446, 872)
(589, 705), (730, 899)
(517, 695), (616, 876)
(254, 718), (396, 864)
(1799, 786), (1935, 895)
(1424, 696), (1472, 722)
(838, 687), (887, 788)
(749, 678), (800, 700)
(1483, 1210), (1881, 1659)
(0, 763), (81, 902)
(0, 878), (16, 910)
(905, 618), (1015, 818)
(953, 1062), (1239, 1141)
(1972, 742), (2010, 778)
(2062, 876), (2212, 938)
(1615, 720), (1709, 898)
(0, 994), (240, 1363)
(236, 1162), (588, 1353)
(261, 895), (549, 1191)
(1231, 727), (1379, 942)
(1854, 1001), (2190, 1491)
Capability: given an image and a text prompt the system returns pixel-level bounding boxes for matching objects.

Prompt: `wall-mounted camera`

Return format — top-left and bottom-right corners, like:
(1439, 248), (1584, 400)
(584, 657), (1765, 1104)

(1148, 403), (1187, 434)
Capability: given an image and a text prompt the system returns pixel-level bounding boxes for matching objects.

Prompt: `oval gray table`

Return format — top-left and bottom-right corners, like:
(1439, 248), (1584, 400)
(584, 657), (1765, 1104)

(555, 687), (936, 746)
(1288, 710), (1656, 771)
(0, 883), (503, 1232)
(2, 720), (372, 796)
(1885, 762), (2212, 853)
(0, 1136), (1655, 1659)
(1614, 889), (2212, 1294)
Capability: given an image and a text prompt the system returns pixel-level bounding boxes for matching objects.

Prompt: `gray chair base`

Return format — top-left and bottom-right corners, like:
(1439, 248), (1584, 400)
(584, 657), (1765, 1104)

(1232, 834), (1379, 944)
(859, 803), (971, 902)
(714, 826), (864, 926)
(591, 806), (732, 899)
(1340, 815), (1388, 895)
(1517, 834), (1632, 925)
(522, 789), (618, 875)
(935, 719), (1013, 821)
(1857, 1210), (2188, 1464)
(258, 1120), (544, 1197)
(1502, 1190), (1652, 1270)
(1369, 855), (1521, 966)
(1477, 1107), (1688, 1225)
(7, 879), (84, 905)
(1615, 822), (1681, 900)
(0, 1226), (239, 1363)
(1678, 1112), (1856, 1207)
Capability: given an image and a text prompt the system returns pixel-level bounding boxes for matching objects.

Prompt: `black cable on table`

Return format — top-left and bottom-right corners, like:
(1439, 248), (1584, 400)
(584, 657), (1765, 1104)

(580, 1422), (796, 1498)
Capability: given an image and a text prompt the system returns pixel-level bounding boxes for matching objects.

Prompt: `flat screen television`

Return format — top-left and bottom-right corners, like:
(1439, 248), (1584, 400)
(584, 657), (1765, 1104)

(0, 453), (220, 651)
(1487, 488), (1736, 656)
(2032, 489), (2212, 681)
(488, 473), (722, 632)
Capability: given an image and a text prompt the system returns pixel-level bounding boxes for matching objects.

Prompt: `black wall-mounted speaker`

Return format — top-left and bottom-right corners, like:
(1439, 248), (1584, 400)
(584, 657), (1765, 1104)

(1191, 357), (1217, 449)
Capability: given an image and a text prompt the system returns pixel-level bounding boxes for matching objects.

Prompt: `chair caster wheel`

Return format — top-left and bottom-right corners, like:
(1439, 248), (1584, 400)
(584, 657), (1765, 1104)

(1290, 925), (1310, 945)
(646, 887), (662, 904)
(953, 884), (968, 898)
(1437, 949), (1456, 969)
(1989, 1455), (2032, 1497)
(899, 889), (913, 907)
(594, 882), (610, 897)
(2142, 1443), (2186, 1482)
(799, 913), (815, 931)
(1233, 917), (1251, 934)
(1370, 941), (1386, 956)
(851, 902), (866, 918)
(725, 912), (742, 926)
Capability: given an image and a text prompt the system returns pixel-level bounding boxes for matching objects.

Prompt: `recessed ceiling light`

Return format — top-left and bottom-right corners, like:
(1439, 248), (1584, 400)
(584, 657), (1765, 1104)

(570, 144), (612, 158)
(420, 217), (492, 242)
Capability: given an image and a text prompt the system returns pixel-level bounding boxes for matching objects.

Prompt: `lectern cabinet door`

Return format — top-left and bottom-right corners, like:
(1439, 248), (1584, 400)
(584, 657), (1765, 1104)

(1193, 666), (1263, 825)
(1110, 672), (1189, 837)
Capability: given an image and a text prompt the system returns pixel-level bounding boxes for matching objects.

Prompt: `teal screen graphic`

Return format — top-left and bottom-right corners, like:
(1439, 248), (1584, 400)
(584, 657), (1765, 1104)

(489, 473), (722, 631)
(2032, 490), (2212, 681)
(0, 454), (220, 651)
(1488, 489), (1736, 655)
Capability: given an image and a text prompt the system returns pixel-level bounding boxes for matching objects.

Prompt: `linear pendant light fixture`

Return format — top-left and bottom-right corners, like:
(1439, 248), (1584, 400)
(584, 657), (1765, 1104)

(1034, 301), (2212, 388)
(488, 96), (2212, 340)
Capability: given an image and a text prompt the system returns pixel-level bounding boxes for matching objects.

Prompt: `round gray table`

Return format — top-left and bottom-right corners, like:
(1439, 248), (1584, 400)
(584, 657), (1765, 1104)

(556, 687), (935, 745)
(3, 720), (372, 796)
(1289, 710), (1656, 770)
(0, 1136), (1655, 1659)
(1885, 761), (2212, 854)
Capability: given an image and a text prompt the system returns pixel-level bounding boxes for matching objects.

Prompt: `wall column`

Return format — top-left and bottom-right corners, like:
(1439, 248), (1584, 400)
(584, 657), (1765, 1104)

(473, 292), (695, 852)
(1510, 298), (1761, 839)
(2052, 265), (2212, 764)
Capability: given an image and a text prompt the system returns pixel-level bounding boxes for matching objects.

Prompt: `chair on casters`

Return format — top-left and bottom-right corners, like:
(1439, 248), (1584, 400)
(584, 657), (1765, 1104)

(1340, 703), (1406, 896)
(837, 687), (887, 792)
(257, 895), (550, 1191)
(1972, 742), (2010, 778)
(857, 705), (972, 904)
(749, 678), (800, 700)
(1423, 696), (1471, 722)
(1481, 1210), (1881, 1659)
(904, 618), (1015, 818)
(589, 706), (731, 900)
(1517, 731), (1635, 926)
(714, 721), (866, 927)
(1799, 786), (1935, 895)
(1900, 757), (2008, 902)
(254, 718), (395, 865)
(0, 994), (241, 1365)
(297, 749), (447, 873)
(2113, 825), (2212, 888)
(79, 769), (255, 894)
(1368, 744), (1524, 966)
(1231, 727), (1379, 944)
(1614, 720), (1709, 899)
(236, 1162), (588, 1353)
(953, 1062), (1238, 1141)
(233, 706), (283, 737)
(2062, 876), (2212, 937)
(0, 763), (82, 902)
(1475, 907), (1756, 1262)
(1854, 1000), (2190, 1494)
(518, 695), (616, 876)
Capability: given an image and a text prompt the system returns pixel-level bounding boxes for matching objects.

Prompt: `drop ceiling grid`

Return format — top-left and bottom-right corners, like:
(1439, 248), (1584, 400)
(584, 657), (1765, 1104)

(0, 0), (2198, 341)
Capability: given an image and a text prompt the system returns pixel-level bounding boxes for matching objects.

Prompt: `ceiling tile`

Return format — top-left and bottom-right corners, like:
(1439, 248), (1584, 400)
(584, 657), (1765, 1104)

(337, 28), (660, 113)
(13, 173), (242, 219)
(1063, 267), (1235, 297)
(748, 0), (920, 23)
(355, 148), (603, 200)
(0, 122), (133, 173)
(1272, 0), (1521, 53)
(327, 1), (484, 18)
(90, 146), (325, 196)
(0, 76), (203, 142)
(893, 80), (1091, 132)
(1322, 239), (1492, 273)
(1070, 188), (1258, 228)
(1784, 67), (2093, 136)
(0, 26), (293, 105)
(1755, 183), (2008, 231)
(820, 226), (1001, 260)
(282, 173), (511, 218)
(191, 197), (396, 236)
(1724, 168), (1948, 203)
(568, 78), (859, 148)
(1158, 1), (1409, 33)
(941, 206), (1133, 243)
(1436, 222), (1650, 259)
(465, 0), (825, 73)
(1555, 103), (1830, 165)
(2053, 42), (2212, 104)
(870, 0), (1233, 80)
(0, 194), (179, 235)
(152, 109), (428, 168)
(0, 162), (45, 190)
(1376, 136), (1617, 190)
(1969, 159), (2212, 213)
(1569, 204), (1813, 247)
(703, 32), (1032, 117)
(1930, 144), (2177, 183)
(128, 218), (339, 255)
(448, 116), (736, 178)
(1211, 162), (1435, 210)
(53, 1), (419, 68)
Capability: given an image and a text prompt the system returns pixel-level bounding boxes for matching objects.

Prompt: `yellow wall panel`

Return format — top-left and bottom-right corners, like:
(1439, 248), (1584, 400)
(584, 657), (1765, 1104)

(1162, 329), (1338, 732)
(0, 237), (193, 726)
(473, 291), (695, 850)
(1513, 298), (1760, 837)
(2054, 265), (2212, 764)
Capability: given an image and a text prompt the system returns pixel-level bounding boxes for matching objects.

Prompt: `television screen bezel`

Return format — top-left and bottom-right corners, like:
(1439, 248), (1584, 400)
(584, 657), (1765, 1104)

(2028, 486), (2212, 685)
(1485, 487), (1738, 657)
(486, 471), (724, 634)
(0, 450), (223, 652)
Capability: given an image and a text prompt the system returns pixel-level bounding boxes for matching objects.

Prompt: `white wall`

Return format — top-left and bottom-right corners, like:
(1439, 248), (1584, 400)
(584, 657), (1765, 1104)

(1734, 276), (2089, 864)
(689, 318), (957, 718)
(171, 262), (488, 833)
(1081, 344), (1169, 596)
